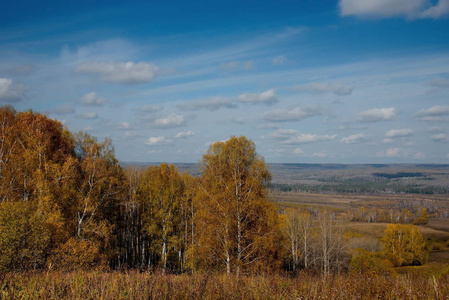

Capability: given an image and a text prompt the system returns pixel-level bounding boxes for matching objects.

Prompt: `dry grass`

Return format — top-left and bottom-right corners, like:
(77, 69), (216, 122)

(0, 270), (448, 299)
(272, 191), (449, 211)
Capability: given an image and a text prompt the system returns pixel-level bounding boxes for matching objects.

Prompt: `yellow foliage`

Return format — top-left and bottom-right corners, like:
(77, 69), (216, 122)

(382, 224), (428, 267)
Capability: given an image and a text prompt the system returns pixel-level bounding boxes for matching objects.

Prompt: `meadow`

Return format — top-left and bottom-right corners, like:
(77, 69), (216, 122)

(1, 269), (448, 299)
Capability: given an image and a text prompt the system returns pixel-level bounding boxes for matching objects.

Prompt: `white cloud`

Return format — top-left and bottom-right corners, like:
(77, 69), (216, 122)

(175, 130), (195, 139)
(431, 133), (449, 143)
(415, 105), (449, 121)
(272, 55), (287, 65)
(262, 106), (322, 122)
(385, 128), (414, 138)
(145, 136), (173, 146)
(270, 129), (337, 145)
(382, 138), (394, 144)
(179, 96), (235, 111)
(376, 148), (406, 157)
(0, 78), (26, 102)
(77, 92), (106, 106)
(77, 112), (98, 119)
(357, 107), (396, 122)
(293, 82), (354, 96)
(151, 114), (186, 129)
(340, 133), (369, 144)
(312, 151), (328, 158)
(74, 61), (159, 84)
(237, 89), (278, 105)
(119, 122), (133, 130)
(339, 0), (449, 19)
(420, 0), (449, 18)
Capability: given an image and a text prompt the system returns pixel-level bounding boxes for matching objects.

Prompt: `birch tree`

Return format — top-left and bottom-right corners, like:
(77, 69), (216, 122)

(195, 136), (279, 275)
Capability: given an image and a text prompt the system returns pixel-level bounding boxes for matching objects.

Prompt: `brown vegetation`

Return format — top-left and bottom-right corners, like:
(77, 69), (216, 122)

(1, 106), (448, 298)
(1, 270), (448, 299)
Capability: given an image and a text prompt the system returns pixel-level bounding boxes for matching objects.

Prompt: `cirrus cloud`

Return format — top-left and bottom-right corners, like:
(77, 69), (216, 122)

(262, 106), (322, 122)
(178, 96), (235, 111)
(270, 128), (337, 145)
(175, 130), (195, 139)
(293, 81), (354, 96)
(74, 61), (159, 84)
(339, 0), (449, 19)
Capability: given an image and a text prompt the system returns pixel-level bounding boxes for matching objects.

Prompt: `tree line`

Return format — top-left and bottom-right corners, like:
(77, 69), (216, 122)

(0, 107), (428, 275)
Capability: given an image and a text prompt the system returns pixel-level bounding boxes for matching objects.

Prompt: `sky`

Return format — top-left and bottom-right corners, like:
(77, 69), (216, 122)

(1, 0), (449, 164)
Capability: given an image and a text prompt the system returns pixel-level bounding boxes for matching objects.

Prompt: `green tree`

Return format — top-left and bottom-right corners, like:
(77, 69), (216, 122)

(382, 224), (427, 267)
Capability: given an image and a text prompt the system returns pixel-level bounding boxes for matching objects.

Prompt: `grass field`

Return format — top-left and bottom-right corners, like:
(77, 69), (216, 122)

(1, 270), (448, 299)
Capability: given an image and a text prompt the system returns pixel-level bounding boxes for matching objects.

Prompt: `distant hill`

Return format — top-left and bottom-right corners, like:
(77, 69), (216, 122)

(121, 162), (449, 195)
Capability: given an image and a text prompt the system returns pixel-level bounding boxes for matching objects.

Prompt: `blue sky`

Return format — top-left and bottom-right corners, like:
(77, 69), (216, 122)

(1, 0), (449, 163)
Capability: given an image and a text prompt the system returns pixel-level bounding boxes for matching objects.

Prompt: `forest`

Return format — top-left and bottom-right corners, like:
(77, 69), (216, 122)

(0, 106), (448, 299)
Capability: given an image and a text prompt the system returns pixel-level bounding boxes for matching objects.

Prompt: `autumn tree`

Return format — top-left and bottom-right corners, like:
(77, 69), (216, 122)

(114, 167), (149, 269)
(58, 132), (125, 269)
(382, 224), (428, 267)
(413, 208), (429, 225)
(194, 136), (280, 275)
(139, 163), (186, 273)
(282, 208), (313, 272)
(0, 201), (51, 271)
(316, 210), (347, 274)
(349, 249), (393, 275)
(0, 107), (78, 269)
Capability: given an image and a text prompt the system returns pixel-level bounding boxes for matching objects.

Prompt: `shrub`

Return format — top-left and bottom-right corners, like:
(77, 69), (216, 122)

(349, 249), (393, 275)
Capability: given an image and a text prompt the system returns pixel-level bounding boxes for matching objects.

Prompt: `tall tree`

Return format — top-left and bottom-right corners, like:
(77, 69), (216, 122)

(139, 163), (185, 273)
(195, 136), (280, 275)
(282, 208), (313, 272)
(316, 211), (347, 274)
(55, 132), (125, 269)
